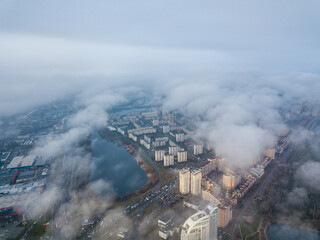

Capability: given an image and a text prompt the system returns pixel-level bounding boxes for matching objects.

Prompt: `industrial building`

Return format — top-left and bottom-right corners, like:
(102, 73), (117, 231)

(15, 170), (36, 183)
(0, 180), (45, 219)
(180, 203), (218, 240)
(7, 155), (38, 169)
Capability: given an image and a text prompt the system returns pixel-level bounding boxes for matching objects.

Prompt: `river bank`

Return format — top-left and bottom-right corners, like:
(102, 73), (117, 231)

(97, 130), (159, 201)
(118, 144), (159, 199)
(260, 215), (320, 239)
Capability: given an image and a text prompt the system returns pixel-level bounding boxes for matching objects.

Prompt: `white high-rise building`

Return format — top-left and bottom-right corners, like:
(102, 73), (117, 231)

(163, 125), (170, 134)
(164, 154), (174, 167)
(181, 203), (218, 240)
(177, 151), (187, 163)
(176, 133), (185, 143)
(191, 170), (202, 196)
(194, 144), (203, 155)
(179, 168), (191, 194)
(155, 150), (165, 161)
(153, 119), (159, 126)
(169, 146), (178, 156)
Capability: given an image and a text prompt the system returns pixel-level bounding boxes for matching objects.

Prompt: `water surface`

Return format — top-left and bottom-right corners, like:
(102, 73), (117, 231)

(89, 131), (148, 198)
(267, 224), (320, 240)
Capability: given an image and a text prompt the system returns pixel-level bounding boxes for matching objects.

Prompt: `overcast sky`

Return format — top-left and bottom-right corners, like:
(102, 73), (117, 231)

(1, 1), (320, 110)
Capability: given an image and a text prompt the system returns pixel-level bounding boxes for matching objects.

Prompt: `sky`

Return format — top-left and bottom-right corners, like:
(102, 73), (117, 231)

(1, 0), (320, 165)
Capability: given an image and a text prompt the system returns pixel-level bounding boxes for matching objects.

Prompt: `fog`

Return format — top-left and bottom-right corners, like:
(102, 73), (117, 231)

(1, 0), (320, 167)
(0, 1), (320, 237)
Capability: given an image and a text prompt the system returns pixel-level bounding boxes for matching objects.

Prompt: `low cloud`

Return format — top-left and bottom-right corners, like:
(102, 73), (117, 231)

(296, 162), (320, 191)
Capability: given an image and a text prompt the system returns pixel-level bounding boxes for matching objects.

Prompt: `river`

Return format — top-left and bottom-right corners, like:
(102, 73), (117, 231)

(267, 224), (320, 240)
(89, 131), (148, 198)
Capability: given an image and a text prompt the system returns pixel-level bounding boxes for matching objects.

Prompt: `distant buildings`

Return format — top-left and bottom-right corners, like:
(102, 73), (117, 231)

(155, 150), (166, 161)
(175, 133), (185, 143)
(202, 178), (221, 195)
(128, 132), (137, 142)
(234, 174), (257, 198)
(179, 168), (202, 196)
(162, 125), (170, 134)
(193, 144), (203, 155)
(164, 154), (174, 167)
(257, 157), (272, 169)
(200, 158), (216, 176)
(291, 104), (303, 115)
(218, 204), (232, 228)
(202, 190), (223, 206)
(153, 119), (160, 126)
(177, 151), (187, 163)
(117, 227), (129, 239)
(140, 139), (151, 150)
(158, 215), (182, 239)
(152, 140), (166, 148)
(222, 169), (241, 190)
(169, 146), (178, 156)
(250, 168), (264, 178)
(264, 148), (276, 159)
(180, 203), (218, 240)
(179, 168), (191, 194)
(127, 126), (156, 136)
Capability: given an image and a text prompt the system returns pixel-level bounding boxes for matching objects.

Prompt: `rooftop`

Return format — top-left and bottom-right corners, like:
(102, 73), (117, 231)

(7, 155), (37, 169)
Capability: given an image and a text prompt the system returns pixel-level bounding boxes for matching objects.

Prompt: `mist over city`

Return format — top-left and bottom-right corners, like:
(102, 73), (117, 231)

(0, 1), (319, 240)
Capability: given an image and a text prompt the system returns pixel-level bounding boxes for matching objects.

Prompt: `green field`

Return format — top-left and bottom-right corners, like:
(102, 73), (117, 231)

(240, 214), (261, 240)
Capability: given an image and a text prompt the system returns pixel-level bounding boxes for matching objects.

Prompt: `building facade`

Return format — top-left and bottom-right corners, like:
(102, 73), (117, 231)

(181, 203), (218, 240)
(193, 144), (203, 155)
(164, 154), (174, 167)
(155, 150), (165, 161)
(179, 168), (191, 194)
(191, 170), (202, 196)
(177, 151), (187, 163)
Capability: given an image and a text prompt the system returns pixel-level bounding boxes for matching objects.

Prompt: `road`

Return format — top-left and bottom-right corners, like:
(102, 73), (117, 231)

(135, 145), (162, 185)
(231, 116), (319, 239)
(129, 178), (177, 240)
(231, 144), (294, 239)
